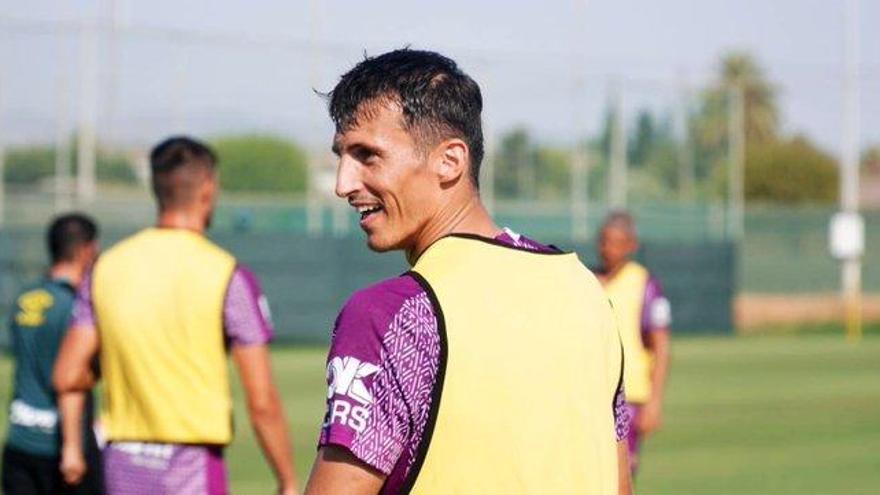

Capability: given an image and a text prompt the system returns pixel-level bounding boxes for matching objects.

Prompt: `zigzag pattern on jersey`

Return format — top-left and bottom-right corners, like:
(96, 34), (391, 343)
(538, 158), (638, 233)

(349, 291), (441, 474)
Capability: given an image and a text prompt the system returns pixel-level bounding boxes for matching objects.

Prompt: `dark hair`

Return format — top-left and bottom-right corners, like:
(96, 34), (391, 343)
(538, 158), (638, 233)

(601, 210), (638, 239)
(327, 49), (485, 186)
(47, 213), (98, 263)
(149, 136), (217, 209)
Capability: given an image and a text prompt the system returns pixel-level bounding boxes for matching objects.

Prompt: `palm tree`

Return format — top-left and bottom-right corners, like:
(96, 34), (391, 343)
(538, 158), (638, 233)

(690, 52), (779, 188)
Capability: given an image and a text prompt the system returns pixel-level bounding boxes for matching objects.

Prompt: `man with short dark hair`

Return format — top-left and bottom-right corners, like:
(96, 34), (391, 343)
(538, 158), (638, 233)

(305, 49), (631, 494)
(53, 136), (298, 494)
(3, 213), (102, 494)
(595, 210), (671, 475)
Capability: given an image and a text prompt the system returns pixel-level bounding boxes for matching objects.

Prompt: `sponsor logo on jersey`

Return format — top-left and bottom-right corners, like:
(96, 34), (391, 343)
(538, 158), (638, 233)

(9, 400), (57, 431)
(15, 290), (54, 327)
(325, 356), (380, 433)
(112, 442), (175, 470)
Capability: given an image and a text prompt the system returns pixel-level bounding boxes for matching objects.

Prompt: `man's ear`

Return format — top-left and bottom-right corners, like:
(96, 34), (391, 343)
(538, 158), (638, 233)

(201, 170), (219, 204)
(434, 138), (469, 185)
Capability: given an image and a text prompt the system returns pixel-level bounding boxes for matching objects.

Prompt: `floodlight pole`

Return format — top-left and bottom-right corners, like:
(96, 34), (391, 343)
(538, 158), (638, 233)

(0, 144), (4, 231)
(569, 0), (589, 240)
(480, 62), (495, 216)
(609, 79), (627, 209)
(841, 0), (862, 341)
(726, 84), (745, 241)
(105, 0), (123, 147)
(677, 71), (694, 202)
(55, 58), (72, 212)
(0, 72), (4, 230)
(305, 0), (325, 236)
(76, 20), (98, 204)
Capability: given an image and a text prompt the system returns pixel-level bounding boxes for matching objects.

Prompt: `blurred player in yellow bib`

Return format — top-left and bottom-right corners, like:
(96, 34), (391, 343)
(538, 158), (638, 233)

(305, 49), (631, 495)
(53, 137), (298, 495)
(595, 211), (672, 475)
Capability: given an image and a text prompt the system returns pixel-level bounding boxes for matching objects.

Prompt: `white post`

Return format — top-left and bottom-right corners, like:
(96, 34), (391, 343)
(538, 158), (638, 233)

(104, 0), (121, 147)
(570, 145), (589, 241)
(170, 50), (188, 134)
(727, 84), (745, 240)
(480, 62), (495, 216)
(55, 60), (72, 212)
(841, 0), (862, 341)
(609, 80), (627, 209)
(481, 126), (496, 216)
(0, 143), (4, 230)
(0, 72), (4, 229)
(77, 20), (98, 204)
(305, 0), (323, 236)
(569, 0), (589, 240)
(677, 73), (694, 202)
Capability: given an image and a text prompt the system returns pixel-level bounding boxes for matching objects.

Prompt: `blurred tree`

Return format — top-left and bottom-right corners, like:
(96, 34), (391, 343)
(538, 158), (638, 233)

(693, 52), (779, 152)
(532, 147), (570, 199)
(685, 51), (848, 205)
(211, 134), (308, 194)
(494, 128), (535, 199)
(689, 51), (782, 201)
(594, 105), (679, 199)
(3, 142), (136, 185)
(628, 110), (658, 167)
(96, 152), (137, 184)
(744, 135), (838, 204)
(493, 127), (577, 201)
(3, 146), (55, 184)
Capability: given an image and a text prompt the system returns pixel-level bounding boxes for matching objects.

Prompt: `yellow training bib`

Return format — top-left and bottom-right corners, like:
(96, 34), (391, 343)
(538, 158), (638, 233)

(603, 261), (653, 404)
(92, 228), (236, 445)
(407, 235), (621, 494)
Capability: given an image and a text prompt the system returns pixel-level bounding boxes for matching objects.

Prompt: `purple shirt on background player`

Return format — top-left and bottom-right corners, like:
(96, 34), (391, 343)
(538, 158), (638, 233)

(319, 229), (629, 494)
(71, 265), (273, 495)
(641, 277), (671, 337)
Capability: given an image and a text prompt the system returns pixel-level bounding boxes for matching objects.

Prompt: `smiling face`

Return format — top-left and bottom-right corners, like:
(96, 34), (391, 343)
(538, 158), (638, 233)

(333, 102), (441, 253)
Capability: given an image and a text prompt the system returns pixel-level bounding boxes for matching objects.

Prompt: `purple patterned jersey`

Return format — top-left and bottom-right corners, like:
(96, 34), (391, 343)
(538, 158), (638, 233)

(641, 276), (671, 335)
(318, 229), (628, 493)
(71, 264), (273, 495)
(103, 442), (226, 495)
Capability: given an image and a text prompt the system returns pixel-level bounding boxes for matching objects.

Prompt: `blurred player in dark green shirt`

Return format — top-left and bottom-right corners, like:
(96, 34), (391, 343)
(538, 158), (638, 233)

(3, 213), (101, 494)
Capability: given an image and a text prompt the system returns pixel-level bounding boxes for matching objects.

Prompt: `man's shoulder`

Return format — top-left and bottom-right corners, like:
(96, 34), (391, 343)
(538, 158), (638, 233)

(333, 275), (430, 342)
(99, 229), (234, 267)
(18, 279), (73, 307)
(342, 274), (428, 321)
(9, 279), (72, 330)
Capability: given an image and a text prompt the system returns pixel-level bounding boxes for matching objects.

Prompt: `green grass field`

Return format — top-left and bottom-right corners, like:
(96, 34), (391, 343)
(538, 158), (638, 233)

(1, 334), (878, 494)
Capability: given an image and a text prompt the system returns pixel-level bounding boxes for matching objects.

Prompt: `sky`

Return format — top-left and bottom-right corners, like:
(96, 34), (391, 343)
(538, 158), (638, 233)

(0, 0), (878, 156)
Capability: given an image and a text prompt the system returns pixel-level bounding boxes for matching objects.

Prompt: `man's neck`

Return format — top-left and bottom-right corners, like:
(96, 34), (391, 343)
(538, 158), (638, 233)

(406, 194), (499, 266)
(600, 259), (631, 283)
(49, 261), (83, 288)
(156, 209), (206, 234)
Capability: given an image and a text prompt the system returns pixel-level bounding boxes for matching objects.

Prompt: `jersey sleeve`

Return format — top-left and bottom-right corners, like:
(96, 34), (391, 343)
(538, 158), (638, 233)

(319, 278), (442, 476)
(70, 271), (97, 331)
(223, 265), (274, 347)
(641, 276), (671, 333)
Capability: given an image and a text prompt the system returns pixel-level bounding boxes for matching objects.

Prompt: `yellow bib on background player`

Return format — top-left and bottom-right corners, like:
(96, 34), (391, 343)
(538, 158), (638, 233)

(91, 228), (236, 445)
(409, 235), (621, 494)
(603, 261), (653, 404)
